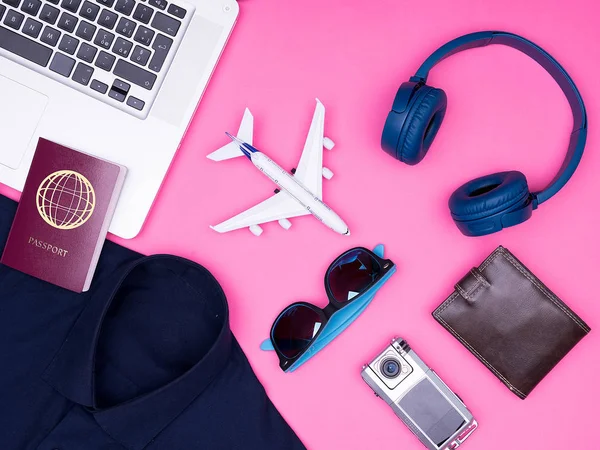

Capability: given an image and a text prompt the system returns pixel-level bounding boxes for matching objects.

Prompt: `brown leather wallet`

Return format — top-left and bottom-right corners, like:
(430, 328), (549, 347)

(433, 246), (590, 399)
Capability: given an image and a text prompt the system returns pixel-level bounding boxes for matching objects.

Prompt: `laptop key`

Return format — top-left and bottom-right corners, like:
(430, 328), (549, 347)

(148, 33), (170, 72)
(132, 3), (152, 23)
(57, 12), (77, 32)
(60, 0), (81, 13)
(113, 79), (129, 92)
(22, 17), (42, 37)
(166, 4), (184, 18)
(0, 24), (52, 66)
(79, 1), (98, 20)
(90, 78), (107, 93)
(49, 52), (75, 76)
(112, 37), (132, 57)
(4, 10), (24, 29)
(116, 17), (135, 37)
(108, 79), (129, 102)
(133, 25), (153, 45)
(113, 58), (156, 89)
(94, 28), (114, 49)
(72, 61), (93, 84)
(95, 50), (115, 70)
(40, 25), (60, 46)
(114, 0), (134, 16)
(126, 96), (144, 110)
(2, 0), (20, 7)
(147, 0), (165, 10)
(76, 41), (96, 62)
(0, 5), (5, 20)
(40, 4), (59, 24)
(58, 34), (78, 54)
(108, 88), (125, 102)
(75, 20), (95, 40)
(130, 45), (150, 65)
(151, 11), (178, 36)
(20, 0), (41, 16)
(97, 9), (116, 29)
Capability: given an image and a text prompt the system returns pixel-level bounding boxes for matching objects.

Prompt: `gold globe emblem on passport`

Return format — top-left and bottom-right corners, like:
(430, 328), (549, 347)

(36, 170), (96, 230)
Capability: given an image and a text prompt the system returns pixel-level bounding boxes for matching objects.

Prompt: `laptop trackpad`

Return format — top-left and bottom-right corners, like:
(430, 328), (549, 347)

(0, 75), (48, 169)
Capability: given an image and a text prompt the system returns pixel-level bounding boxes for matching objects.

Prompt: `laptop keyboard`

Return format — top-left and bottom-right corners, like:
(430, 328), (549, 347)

(0, 0), (193, 119)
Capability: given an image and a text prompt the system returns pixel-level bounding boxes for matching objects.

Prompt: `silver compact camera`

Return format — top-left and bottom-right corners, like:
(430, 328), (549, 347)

(361, 338), (478, 450)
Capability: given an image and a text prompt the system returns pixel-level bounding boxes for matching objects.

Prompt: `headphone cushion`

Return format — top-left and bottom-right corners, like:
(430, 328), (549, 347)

(399, 86), (447, 165)
(449, 171), (529, 221)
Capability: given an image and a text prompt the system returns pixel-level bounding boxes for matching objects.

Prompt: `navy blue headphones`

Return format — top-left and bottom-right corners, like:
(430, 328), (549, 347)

(382, 31), (587, 236)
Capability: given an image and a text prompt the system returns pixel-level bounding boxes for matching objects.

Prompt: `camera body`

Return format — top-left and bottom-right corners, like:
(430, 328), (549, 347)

(361, 338), (477, 450)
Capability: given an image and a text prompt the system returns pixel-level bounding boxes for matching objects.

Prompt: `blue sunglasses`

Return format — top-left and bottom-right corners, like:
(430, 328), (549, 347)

(260, 245), (396, 372)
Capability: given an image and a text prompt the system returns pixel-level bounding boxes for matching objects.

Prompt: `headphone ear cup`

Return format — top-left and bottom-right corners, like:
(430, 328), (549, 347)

(449, 171), (530, 222)
(399, 86), (447, 165)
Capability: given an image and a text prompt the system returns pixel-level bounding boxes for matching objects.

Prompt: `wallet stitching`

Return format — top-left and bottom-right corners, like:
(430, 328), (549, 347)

(500, 251), (590, 332)
(470, 268), (490, 287)
(457, 269), (489, 302)
(463, 275), (479, 297)
(436, 250), (502, 313)
(455, 284), (470, 300)
(435, 304), (527, 398)
(457, 282), (485, 303)
(471, 284), (485, 296)
(468, 282), (486, 301)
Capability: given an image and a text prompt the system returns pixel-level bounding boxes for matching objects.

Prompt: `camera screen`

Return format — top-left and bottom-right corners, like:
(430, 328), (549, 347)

(399, 378), (465, 447)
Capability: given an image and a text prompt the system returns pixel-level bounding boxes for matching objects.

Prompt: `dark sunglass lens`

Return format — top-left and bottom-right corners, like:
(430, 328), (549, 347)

(272, 305), (323, 359)
(327, 249), (381, 303)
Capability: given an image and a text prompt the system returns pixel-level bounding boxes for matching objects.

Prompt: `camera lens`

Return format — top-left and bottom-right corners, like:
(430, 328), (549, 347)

(381, 358), (401, 378)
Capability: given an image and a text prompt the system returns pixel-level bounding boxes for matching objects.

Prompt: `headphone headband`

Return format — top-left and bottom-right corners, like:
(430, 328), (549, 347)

(412, 31), (587, 205)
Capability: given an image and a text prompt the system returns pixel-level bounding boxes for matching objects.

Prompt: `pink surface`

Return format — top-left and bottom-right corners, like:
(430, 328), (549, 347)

(2, 0), (599, 448)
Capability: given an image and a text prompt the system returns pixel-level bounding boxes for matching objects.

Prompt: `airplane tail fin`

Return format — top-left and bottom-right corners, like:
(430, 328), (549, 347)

(207, 108), (254, 161)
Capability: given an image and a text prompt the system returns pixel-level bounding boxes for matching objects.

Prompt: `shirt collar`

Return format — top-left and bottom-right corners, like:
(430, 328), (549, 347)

(42, 254), (232, 450)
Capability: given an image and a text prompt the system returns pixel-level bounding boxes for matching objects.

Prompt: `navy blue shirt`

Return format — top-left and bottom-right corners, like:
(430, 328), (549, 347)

(0, 195), (305, 450)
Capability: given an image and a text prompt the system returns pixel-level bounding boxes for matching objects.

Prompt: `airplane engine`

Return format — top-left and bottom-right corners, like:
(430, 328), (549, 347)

(278, 219), (292, 230)
(323, 137), (335, 150)
(322, 167), (334, 180)
(249, 224), (263, 236)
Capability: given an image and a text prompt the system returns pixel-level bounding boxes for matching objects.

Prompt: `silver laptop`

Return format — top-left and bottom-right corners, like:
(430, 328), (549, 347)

(0, 0), (238, 238)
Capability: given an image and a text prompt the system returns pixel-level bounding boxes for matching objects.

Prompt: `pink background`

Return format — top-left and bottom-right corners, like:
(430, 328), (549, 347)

(2, 0), (599, 448)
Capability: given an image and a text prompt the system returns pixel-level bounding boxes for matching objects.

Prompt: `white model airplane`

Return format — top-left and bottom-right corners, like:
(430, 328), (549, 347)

(207, 99), (350, 236)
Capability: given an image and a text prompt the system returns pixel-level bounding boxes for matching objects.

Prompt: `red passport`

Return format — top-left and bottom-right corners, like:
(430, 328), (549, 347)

(1, 138), (126, 292)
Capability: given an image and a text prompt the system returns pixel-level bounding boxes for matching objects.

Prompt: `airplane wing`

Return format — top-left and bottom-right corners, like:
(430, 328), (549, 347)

(206, 108), (254, 161)
(293, 99), (325, 199)
(210, 191), (309, 233)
